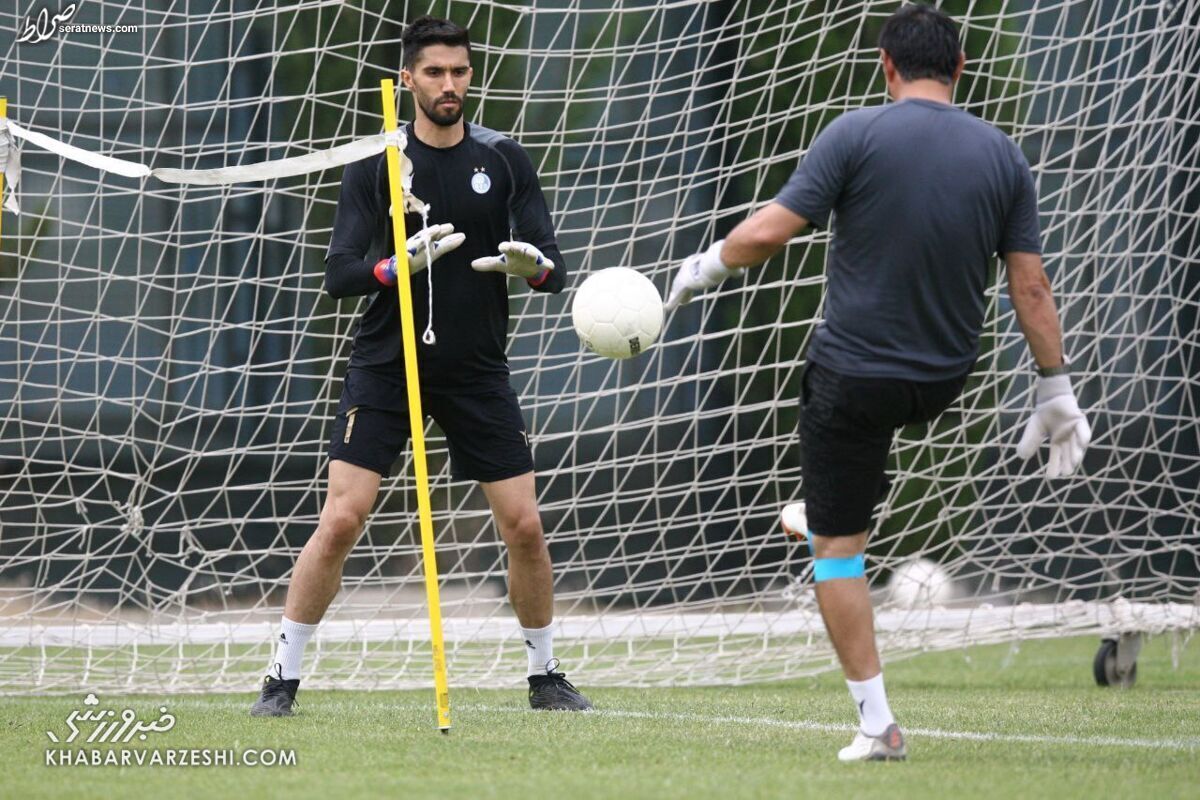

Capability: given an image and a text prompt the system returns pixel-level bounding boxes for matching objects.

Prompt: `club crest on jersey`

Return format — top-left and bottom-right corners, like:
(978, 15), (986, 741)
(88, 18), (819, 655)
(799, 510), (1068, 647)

(471, 168), (491, 194)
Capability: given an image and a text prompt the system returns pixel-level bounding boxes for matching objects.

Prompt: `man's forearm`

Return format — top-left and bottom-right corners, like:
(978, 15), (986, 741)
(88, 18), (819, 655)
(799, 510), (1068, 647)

(722, 224), (785, 268)
(664, 202), (807, 311)
(722, 203), (807, 268)
(324, 253), (382, 299)
(1011, 280), (1065, 369)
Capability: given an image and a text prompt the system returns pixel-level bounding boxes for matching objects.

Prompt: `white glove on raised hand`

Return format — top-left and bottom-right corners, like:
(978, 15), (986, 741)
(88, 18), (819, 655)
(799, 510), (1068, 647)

(1016, 373), (1091, 478)
(665, 240), (742, 311)
(373, 223), (465, 285)
(470, 241), (554, 280)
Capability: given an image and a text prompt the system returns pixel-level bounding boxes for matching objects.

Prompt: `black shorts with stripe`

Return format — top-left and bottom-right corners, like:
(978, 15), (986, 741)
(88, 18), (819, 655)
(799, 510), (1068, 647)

(328, 368), (533, 482)
(798, 361), (969, 537)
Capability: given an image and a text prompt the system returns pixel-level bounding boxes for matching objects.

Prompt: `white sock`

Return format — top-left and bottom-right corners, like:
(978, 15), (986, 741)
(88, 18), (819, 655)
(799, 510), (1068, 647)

(521, 622), (555, 677)
(271, 616), (318, 681)
(846, 673), (896, 736)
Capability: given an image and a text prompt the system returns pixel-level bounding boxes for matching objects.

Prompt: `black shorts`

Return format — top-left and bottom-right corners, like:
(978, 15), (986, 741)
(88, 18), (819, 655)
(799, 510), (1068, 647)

(328, 369), (533, 482)
(798, 361), (968, 537)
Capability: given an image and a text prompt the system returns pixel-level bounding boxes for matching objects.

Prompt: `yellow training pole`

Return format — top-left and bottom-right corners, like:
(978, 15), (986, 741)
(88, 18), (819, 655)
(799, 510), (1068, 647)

(379, 79), (451, 733)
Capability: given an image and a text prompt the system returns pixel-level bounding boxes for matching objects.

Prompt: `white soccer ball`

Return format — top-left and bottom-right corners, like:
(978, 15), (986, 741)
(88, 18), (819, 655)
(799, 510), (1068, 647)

(887, 558), (955, 607)
(572, 267), (663, 359)
(781, 502), (807, 539)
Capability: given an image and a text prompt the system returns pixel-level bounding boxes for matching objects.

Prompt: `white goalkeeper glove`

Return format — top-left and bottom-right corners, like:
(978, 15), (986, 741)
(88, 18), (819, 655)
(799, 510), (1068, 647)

(470, 241), (554, 281)
(1016, 373), (1091, 478)
(665, 240), (742, 311)
(373, 223), (465, 285)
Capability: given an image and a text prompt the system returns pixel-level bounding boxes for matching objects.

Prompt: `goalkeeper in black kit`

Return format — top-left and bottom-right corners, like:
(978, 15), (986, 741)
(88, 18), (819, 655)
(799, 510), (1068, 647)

(251, 16), (592, 716)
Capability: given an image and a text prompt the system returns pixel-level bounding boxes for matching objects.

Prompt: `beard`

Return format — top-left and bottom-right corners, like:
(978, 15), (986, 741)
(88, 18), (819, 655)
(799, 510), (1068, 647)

(419, 92), (464, 127)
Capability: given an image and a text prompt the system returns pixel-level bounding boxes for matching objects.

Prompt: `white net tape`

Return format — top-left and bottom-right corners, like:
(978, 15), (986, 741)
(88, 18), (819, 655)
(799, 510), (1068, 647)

(0, 1), (1196, 694)
(0, 121), (419, 205)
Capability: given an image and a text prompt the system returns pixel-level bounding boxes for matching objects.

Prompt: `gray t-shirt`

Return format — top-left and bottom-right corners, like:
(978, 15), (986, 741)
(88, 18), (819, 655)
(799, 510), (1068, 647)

(775, 98), (1041, 380)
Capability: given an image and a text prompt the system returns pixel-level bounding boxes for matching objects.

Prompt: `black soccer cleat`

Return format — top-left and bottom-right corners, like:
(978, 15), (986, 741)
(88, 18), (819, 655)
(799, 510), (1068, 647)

(250, 665), (300, 717)
(528, 659), (593, 711)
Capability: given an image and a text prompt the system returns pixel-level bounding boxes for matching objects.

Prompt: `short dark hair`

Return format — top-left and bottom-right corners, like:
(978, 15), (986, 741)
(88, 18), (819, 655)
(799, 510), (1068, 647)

(878, 4), (961, 85)
(402, 16), (471, 71)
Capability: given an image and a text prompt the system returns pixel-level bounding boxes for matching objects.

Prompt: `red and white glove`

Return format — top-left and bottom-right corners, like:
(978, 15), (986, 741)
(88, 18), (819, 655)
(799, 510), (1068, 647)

(470, 241), (554, 284)
(373, 223), (465, 285)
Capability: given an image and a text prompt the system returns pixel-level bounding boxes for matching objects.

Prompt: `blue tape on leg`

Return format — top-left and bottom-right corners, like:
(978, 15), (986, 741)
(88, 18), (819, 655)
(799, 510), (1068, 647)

(813, 554), (865, 582)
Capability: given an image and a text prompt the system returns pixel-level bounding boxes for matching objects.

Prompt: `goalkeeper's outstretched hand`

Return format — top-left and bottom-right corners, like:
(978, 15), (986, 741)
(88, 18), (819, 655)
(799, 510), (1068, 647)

(1016, 374), (1091, 478)
(373, 223), (465, 285)
(665, 240), (741, 312)
(470, 241), (554, 281)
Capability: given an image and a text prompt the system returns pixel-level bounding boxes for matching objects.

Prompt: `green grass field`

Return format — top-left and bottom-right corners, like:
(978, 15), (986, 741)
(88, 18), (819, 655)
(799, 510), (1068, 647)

(4, 635), (1198, 799)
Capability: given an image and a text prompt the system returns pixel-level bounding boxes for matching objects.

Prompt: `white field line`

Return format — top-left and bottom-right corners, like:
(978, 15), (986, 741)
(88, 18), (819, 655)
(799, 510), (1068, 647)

(110, 698), (1200, 752)
(470, 705), (1200, 752)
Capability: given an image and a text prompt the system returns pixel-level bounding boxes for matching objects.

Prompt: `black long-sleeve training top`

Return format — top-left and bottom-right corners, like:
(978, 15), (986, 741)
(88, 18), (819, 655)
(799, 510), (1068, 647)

(325, 121), (566, 393)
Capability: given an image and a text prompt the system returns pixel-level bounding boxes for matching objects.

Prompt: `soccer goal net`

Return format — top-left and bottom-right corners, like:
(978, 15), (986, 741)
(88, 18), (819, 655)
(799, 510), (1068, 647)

(1, 1), (1196, 695)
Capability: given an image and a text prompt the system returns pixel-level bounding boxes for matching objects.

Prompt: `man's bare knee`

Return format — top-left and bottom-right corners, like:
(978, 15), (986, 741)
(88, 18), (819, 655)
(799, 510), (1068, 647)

(812, 531), (868, 559)
(315, 501), (369, 557)
(500, 512), (546, 559)
(311, 460), (381, 560)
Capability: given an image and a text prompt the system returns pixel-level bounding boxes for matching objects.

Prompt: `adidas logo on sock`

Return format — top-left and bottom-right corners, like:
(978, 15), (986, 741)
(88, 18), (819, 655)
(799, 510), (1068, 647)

(279, 632), (288, 644)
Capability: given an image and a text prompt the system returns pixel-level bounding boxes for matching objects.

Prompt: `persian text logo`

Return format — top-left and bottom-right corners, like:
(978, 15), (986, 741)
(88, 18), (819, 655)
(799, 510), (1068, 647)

(42, 692), (298, 768)
(16, 3), (139, 44)
(45, 692), (175, 744)
(16, 3), (78, 44)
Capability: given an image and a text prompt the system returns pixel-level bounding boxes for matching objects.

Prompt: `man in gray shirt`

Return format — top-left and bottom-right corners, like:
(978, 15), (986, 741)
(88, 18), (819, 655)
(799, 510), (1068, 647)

(667, 3), (1090, 762)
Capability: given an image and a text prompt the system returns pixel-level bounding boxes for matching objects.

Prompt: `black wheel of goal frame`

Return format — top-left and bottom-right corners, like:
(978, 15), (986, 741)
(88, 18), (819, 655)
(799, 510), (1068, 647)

(1093, 637), (1138, 688)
